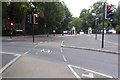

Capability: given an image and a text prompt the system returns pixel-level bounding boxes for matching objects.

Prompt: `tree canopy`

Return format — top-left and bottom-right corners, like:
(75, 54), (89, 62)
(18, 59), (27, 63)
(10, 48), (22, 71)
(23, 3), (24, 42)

(2, 2), (72, 35)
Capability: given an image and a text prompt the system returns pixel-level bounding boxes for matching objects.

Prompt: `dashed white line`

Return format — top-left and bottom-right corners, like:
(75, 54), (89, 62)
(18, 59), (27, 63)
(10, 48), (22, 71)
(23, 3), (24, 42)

(24, 50), (31, 55)
(67, 65), (81, 78)
(34, 45), (38, 48)
(62, 55), (67, 62)
(60, 48), (63, 53)
(61, 41), (64, 46)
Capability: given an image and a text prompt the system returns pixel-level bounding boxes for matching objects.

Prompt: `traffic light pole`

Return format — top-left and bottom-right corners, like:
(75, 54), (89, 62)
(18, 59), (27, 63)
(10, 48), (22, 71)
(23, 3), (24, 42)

(95, 18), (99, 40)
(95, 26), (97, 40)
(102, 2), (105, 48)
(10, 28), (13, 39)
(32, 11), (35, 43)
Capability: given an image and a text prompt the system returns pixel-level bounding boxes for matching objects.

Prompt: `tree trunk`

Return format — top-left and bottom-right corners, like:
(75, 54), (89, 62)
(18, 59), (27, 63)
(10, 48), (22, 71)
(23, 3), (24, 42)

(22, 12), (26, 36)
(47, 29), (49, 37)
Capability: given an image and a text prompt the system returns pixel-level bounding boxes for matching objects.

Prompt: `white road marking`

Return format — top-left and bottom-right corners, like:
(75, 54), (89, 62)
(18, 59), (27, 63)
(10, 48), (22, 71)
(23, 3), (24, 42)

(41, 49), (45, 52)
(1, 52), (20, 56)
(61, 41), (64, 46)
(67, 65), (81, 78)
(34, 45), (38, 48)
(62, 55), (67, 62)
(40, 49), (53, 53)
(71, 65), (113, 78)
(82, 72), (94, 78)
(0, 52), (21, 73)
(51, 51), (53, 53)
(24, 50), (31, 54)
(47, 49), (51, 53)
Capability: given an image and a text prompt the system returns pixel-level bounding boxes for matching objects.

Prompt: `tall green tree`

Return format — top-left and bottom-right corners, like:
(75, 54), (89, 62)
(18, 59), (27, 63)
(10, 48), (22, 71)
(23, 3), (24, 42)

(61, 4), (72, 32)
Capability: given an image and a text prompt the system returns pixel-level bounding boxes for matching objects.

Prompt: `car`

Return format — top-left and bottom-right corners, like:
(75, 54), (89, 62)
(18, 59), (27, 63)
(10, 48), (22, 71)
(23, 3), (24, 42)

(107, 29), (116, 34)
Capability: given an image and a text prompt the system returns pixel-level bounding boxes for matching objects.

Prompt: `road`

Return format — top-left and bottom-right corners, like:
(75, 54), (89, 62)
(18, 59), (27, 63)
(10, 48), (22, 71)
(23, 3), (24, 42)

(1, 34), (118, 78)
(97, 34), (119, 45)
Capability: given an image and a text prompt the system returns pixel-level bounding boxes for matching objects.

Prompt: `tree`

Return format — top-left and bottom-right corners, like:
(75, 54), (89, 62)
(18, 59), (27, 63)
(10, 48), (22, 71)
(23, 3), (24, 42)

(61, 4), (72, 32)
(79, 8), (95, 32)
(19, 2), (31, 35)
(68, 17), (81, 33)
(43, 2), (66, 36)
(2, 2), (72, 35)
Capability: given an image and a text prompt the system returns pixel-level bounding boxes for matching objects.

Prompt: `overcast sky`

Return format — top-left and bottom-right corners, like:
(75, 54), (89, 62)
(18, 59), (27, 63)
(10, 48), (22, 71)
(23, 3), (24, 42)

(63, 0), (120, 17)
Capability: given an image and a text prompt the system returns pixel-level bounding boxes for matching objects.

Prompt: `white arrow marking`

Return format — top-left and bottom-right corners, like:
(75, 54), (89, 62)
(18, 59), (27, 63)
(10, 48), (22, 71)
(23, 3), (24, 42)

(41, 49), (45, 52)
(82, 72), (94, 78)
(71, 65), (113, 78)
(47, 49), (51, 53)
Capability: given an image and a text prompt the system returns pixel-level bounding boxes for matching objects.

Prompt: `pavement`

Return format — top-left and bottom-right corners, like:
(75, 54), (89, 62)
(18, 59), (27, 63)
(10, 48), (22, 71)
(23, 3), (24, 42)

(62, 34), (119, 54)
(1, 34), (67, 41)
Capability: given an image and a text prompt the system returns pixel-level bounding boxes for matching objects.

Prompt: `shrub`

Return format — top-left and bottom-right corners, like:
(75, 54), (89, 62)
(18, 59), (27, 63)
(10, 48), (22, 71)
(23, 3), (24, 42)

(115, 25), (120, 34)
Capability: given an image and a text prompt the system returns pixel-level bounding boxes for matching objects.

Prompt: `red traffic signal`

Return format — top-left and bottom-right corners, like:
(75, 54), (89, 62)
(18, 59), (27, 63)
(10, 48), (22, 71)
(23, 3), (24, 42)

(33, 14), (40, 24)
(108, 5), (113, 9)
(9, 21), (14, 27)
(34, 14), (39, 18)
(105, 5), (114, 19)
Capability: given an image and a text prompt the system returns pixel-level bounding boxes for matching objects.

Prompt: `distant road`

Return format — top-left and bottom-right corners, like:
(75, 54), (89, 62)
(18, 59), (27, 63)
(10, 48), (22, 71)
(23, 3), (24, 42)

(96, 34), (119, 45)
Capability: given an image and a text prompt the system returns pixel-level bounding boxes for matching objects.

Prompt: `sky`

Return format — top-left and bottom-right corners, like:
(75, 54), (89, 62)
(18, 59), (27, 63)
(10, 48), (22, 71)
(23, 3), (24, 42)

(63, 0), (120, 17)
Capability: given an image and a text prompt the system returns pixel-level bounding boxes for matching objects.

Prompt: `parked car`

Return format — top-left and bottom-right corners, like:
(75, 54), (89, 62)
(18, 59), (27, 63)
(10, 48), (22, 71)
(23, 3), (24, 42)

(107, 29), (116, 34)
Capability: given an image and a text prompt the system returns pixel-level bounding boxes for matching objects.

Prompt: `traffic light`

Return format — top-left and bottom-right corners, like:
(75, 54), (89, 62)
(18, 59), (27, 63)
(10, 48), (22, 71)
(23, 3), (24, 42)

(9, 21), (14, 27)
(33, 13), (39, 24)
(95, 18), (99, 26)
(27, 14), (32, 23)
(105, 5), (114, 19)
